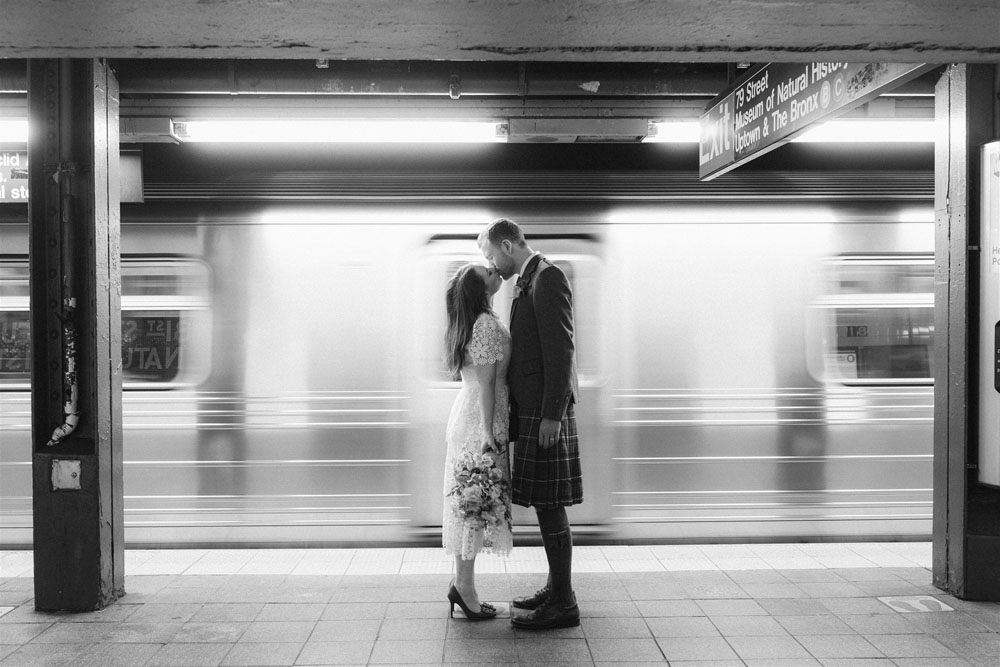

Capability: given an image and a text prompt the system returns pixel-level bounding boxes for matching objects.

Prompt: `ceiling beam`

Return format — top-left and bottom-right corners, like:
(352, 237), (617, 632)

(1, 1), (998, 61)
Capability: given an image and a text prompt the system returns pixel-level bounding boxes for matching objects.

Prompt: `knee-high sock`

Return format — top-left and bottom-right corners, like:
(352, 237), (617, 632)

(537, 507), (573, 603)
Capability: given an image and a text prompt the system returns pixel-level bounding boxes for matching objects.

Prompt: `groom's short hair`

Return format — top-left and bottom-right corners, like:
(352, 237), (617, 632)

(480, 218), (527, 247)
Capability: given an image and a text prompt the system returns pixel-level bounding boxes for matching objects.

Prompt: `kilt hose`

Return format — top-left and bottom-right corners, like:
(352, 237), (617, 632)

(510, 404), (583, 509)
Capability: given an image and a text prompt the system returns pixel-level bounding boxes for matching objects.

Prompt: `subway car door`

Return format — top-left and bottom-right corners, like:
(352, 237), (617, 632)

(408, 233), (611, 541)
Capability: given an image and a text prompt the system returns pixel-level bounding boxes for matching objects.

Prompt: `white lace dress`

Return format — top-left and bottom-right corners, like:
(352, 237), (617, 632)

(443, 311), (513, 560)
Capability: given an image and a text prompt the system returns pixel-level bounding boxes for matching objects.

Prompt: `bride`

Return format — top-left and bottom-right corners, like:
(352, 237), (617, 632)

(442, 263), (513, 620)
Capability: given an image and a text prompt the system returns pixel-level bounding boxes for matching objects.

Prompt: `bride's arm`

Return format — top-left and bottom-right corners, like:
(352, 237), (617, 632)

(471, 361), (497, 453)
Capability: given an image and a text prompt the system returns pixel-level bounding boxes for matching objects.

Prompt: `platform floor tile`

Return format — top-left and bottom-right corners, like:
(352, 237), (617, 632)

(0, 543), (997, 666)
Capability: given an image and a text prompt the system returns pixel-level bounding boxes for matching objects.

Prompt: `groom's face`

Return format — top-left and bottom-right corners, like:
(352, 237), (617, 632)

(479, 238), (517, 280)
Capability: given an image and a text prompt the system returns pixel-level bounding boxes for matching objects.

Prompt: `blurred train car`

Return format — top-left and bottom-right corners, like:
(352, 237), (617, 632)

(0, 155), (934, 547)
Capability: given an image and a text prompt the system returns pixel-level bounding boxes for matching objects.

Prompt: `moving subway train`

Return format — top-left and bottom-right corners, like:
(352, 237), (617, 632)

(0, 163), (935, 547)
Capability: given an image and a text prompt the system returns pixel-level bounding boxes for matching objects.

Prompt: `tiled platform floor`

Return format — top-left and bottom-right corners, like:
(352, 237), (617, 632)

(1, 543), (998, 666)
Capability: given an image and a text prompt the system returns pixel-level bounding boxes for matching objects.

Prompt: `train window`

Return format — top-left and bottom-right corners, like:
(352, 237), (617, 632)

(0, 258), (211, 389)
(120, 260), (211, 388)
(0, 312), (29, 382)
(421, 238), (602, 384)
(121, 313), (183, 383)
(0, 262), (30, 384)
(810, 254), (934, 385)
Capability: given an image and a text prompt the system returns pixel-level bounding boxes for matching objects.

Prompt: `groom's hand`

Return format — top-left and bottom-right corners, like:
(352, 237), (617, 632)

(538, 418), (562, 449)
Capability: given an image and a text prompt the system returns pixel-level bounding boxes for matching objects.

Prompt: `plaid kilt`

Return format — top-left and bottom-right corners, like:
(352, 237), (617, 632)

(510, 404), (583, 509)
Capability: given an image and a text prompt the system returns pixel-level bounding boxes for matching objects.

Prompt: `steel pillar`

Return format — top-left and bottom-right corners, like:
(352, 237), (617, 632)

(28, 59), (124, 611)
(932, 63), (1000, 601)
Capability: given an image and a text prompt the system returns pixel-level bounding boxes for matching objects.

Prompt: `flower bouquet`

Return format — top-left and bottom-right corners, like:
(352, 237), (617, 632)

(447, 449), (512, 552)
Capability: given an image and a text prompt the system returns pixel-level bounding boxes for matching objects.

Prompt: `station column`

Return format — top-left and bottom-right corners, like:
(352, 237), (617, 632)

(28, 59), (124, 610)
(932, 63), (1000, 601)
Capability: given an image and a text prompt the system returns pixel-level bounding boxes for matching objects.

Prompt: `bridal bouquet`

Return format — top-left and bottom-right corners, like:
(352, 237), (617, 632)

(447, 449), (511, 532)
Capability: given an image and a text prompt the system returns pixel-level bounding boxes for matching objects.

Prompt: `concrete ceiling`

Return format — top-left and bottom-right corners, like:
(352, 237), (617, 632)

(1, 0), (998, 62)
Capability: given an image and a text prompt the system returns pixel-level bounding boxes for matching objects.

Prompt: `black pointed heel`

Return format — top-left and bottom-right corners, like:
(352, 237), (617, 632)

(447, 585), (497, 620)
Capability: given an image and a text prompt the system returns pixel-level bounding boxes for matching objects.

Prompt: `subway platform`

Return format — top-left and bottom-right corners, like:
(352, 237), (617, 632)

(0, 543), (997, 667)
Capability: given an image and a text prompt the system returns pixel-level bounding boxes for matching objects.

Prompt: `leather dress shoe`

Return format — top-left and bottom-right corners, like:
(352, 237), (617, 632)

(512, 585), (550, 610)
(510, 595), (580, 630)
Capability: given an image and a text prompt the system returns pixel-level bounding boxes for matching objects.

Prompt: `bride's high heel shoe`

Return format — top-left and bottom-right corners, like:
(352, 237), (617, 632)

(448, 585), (497, 620)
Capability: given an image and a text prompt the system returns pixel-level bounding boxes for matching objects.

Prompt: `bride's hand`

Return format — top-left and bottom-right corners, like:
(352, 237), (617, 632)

(481, 435), (496, 454)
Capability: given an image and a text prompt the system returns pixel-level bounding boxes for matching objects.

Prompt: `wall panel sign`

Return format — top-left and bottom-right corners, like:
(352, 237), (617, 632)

(0, 150), (144, 203)
(699, 63), (933, 181)
(0, 151), (29, 201)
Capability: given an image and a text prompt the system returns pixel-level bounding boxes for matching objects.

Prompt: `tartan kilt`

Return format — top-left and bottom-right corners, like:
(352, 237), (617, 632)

(510, 404), (583, 509)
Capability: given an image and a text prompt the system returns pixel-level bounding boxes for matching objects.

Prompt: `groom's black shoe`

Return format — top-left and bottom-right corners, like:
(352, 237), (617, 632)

(510, 594), (579, 630)
(512, 585), (550, 610)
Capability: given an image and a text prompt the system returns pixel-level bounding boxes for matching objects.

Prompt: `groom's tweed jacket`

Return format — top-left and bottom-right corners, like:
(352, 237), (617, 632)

(507, 254), (579, 422)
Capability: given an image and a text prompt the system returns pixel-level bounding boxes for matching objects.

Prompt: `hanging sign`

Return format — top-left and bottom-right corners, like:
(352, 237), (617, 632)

(699, 63), (934, 181)
(0, 152), (29, 201)
(0, 150), (144, 203)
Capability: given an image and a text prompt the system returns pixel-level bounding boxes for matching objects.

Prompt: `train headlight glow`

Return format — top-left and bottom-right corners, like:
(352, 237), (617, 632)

(173, 119), (509, 143)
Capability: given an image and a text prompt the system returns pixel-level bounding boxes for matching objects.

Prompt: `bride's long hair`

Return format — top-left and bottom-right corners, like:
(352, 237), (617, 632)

(445, 264), (491, 377)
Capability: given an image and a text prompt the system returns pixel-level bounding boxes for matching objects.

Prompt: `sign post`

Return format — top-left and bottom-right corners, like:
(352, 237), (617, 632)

(699, 62), (934, 181)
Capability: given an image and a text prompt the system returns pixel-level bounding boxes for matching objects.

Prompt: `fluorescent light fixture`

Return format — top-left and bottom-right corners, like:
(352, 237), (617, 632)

(4, 117), (935, 145)
(644, 119), (935, 144)
(792, 119), (935, 143)
(642, 121), (700, 143)
(174, 119), (508, 143)
(0, 120), (28, 143)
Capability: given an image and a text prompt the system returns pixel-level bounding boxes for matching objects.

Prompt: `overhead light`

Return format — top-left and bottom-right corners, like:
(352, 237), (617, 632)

(0, 120), (28, 143)
(4, 117), (936, 146)
(644, 119), (935, 144)
(791, 119), (935, 143)
(173, 119), (509, 143)
(642, 121), (700, 143)
(3, 118), (186, 144)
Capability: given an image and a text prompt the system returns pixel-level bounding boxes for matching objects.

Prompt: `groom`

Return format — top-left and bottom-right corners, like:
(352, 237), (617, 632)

(478, 218), (582, 630)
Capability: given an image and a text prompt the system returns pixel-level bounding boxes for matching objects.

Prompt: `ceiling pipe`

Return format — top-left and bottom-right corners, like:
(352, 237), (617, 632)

(117, 60), (736, 97)
(0, 59), (938, 98)
(1, 59), (732, 97)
